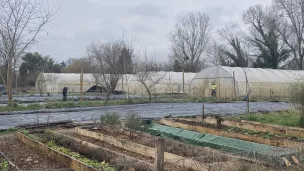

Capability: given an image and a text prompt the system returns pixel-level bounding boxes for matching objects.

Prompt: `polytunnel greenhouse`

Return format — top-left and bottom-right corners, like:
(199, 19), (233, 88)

(36, 72), (197, 95)
(124, 72), (197, 95)
(190, 66), (304, 99)
(35, 73), (97, 94)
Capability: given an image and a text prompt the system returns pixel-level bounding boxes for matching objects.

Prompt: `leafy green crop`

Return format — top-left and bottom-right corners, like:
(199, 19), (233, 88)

(46, 141), (115, 171)
(0, 158), (9, 171)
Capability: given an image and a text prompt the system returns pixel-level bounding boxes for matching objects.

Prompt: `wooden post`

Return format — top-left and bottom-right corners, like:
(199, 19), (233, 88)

(154, 138), (164, 171)
(202, 104), (205, 124)
(233, 71), (236, 99)
(80, 65), (84, 102)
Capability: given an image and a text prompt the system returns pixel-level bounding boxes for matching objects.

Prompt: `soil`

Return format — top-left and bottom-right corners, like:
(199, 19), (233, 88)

(54, 129), (189, 171)
(0, 134), (69, 170)
(175, 119), (304, 142)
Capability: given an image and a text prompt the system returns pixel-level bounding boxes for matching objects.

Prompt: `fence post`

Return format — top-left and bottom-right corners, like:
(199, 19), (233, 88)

(154, 138), (164, 171)
(80, 65), (83, 102)
(233, 71), (236, 99)
(202, 104), (205, 124)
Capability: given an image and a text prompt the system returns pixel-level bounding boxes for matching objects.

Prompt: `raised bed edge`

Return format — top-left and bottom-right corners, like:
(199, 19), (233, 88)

(47, 130), (154, 171)
(75, 127), (235, 171)
(160, 119), (304, 149)
(16, 132), (97, 171)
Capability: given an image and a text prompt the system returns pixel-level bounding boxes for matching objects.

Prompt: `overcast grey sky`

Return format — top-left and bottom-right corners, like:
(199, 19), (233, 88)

(29, 0), (272, 62)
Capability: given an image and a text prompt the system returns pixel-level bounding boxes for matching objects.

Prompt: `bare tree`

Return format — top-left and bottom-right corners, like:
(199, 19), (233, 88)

(63, 57), (95, 73)
(217, 24), (249, 67)
(133, 52), (166, 102)
(87, 41), (123, 102)
(169, 11), (211, 72)
(36, 73), (56, 96)
(243, 4), (290, 69)
(242, 68), (252, 114)
(274, 0), (304, 70)
(0, 0), (56, 104)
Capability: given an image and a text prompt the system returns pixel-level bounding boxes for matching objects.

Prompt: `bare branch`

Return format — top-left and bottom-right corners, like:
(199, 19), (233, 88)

(0, 0), (56, 103)
(169, 12), (211, 72)
(133, 52), (166, 102)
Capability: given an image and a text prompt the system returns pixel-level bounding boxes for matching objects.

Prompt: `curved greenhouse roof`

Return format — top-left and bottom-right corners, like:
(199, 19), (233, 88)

(190, 66), (304, 98)
(192, 66), (304, 83)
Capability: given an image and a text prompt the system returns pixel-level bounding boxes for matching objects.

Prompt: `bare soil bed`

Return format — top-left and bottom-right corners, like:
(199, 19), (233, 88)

(73, 127), (304, 171)
(75, 126), (251, 164)
(176, 119), (304, 142)
(55, 129), (189, 171)
(0, 134), (67, 170)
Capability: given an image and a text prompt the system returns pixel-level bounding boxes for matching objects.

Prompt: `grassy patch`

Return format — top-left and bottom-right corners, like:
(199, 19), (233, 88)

(232, 110), (301, 127)
(0, 96), (240, 113)
(0, 127), (19, 135)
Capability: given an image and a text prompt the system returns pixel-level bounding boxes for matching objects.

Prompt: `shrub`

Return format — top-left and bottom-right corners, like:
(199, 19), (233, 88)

(125, 112), (147, 139)
(100, 112), (121, 135)
(290, 82), (304, 127)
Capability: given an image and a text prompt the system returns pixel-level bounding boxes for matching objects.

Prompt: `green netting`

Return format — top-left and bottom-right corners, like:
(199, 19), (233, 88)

(147, 124), (298, 162)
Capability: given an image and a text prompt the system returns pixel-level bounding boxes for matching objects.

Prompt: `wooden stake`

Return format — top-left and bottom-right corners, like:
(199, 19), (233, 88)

(202, 104), (205, 123)
(154, 138), (164, 171)
(80, 65), (84, 102)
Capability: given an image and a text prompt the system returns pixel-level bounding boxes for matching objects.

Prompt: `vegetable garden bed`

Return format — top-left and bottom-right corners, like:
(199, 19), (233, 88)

(0, 134), (70, 171)
(66, 126), (283, 171)
(160, 118), (304, 149)
(197, 115), (304, 138)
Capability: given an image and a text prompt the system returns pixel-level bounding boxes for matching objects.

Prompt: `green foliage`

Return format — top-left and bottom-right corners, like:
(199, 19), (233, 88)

(125, 113), (145, 131)
(0, 159), (9, 171)
(46, 141), (115, 171)
(235, 110), (301, 127)
(100, 112), (121, 126)
(23, 130), (29, 136)
(100, 112), (121, 135)
(125, 113), (147, 139)
(27, 103), (43, 110)
(289, 83), (304, 127)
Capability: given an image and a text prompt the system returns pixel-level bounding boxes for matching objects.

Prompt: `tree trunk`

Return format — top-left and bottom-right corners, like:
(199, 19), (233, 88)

(105, 91), (110, 103)
(142, 83), (152, 102)
(147, 89), (152, 102)
(7, 59), (13, 106)
(300, 104), (304, 128)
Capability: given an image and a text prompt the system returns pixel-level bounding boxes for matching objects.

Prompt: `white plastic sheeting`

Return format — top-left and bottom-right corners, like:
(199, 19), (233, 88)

(190, 66), (304, 98)
(126, 72), (197, 94)
(36, 72), (197, 95)
(35, 73), (97, 93)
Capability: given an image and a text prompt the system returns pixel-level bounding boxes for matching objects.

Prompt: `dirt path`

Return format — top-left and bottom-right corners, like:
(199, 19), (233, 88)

(0, 134), (68, 170)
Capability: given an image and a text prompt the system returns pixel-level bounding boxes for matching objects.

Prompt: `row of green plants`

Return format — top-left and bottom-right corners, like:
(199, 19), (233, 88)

(22, 130), (115, 171)
(231, 110), (301, 127)
(0, 96), (245, 113)
(46, 141), (115, 171)
(223, 126), (304, 142)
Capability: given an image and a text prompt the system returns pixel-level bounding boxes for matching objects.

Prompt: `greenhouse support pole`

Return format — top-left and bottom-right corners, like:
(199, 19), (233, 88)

(80, 65), (84, 102)
(233, 71), (236, 99)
